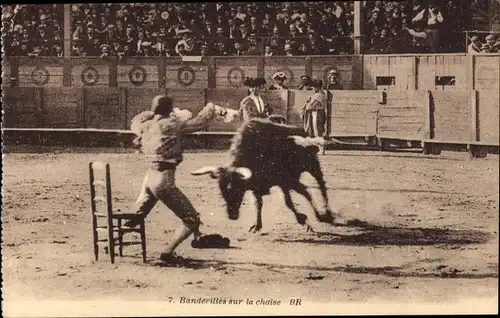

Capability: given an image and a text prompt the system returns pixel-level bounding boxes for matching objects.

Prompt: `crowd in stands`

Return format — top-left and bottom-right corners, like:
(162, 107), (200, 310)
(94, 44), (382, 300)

(2, 1), (499, 57)
(2, 5), (64, 56)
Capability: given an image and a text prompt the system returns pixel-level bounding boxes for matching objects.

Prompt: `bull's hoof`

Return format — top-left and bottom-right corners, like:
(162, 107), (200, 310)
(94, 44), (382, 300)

(305, 224), (315, 233)
(248, 224), (262, 233)
(317, 213), (335, 224)
(295, 213), (308, 225)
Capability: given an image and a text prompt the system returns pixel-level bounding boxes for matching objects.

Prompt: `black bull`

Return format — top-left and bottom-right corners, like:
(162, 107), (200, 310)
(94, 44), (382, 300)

(191, 118), (336, 233)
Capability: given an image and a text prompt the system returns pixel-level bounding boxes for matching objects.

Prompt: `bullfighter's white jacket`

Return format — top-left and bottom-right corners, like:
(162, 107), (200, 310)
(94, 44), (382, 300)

(131, 103), (229, 167)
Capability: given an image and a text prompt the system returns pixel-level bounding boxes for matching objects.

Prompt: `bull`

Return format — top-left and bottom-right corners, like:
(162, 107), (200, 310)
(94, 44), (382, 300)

(191, 118), (338, 233)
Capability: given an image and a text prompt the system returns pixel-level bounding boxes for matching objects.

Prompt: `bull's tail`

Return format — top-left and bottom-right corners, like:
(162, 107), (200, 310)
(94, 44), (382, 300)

(288, 136), (326, 148)
(288, 135), (361, 147)
(325, 137), (355, 145)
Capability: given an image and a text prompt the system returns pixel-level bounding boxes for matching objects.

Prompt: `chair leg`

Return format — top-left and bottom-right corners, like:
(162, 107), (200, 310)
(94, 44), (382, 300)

(108, 223), (115, 264)
(93, 229), (99, 261)
(140, 222), (147, 263)
(118, 219), (124, 257)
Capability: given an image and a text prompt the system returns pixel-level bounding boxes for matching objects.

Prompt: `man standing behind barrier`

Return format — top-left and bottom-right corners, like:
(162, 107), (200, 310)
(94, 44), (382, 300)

(324, 69), (343, 90)
(125, 95), (239, 264)
(239, 77), (276, 121)
(301, 77), (327, 155)
(268, 71), (288, 90)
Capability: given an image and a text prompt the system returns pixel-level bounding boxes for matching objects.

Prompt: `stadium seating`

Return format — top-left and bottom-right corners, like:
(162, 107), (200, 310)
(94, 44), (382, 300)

(2, 1), (499, 56)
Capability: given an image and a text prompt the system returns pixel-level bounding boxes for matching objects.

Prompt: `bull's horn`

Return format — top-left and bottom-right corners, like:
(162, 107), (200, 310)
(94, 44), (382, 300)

(288, 135), (326, 147)
(234, 167), (252, 180)
(191, 166), (221, 178)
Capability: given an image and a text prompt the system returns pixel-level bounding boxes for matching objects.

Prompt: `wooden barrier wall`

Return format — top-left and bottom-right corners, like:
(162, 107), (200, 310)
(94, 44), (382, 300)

(3, 88), (498, 145)
(7, 54), (496, 90)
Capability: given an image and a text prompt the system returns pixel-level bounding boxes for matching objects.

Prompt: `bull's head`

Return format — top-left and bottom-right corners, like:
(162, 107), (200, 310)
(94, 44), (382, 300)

(191, 166), (252, 221)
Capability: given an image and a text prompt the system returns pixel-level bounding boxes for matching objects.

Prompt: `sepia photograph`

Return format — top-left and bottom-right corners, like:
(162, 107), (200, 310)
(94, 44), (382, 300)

(1, 1), (499, 316)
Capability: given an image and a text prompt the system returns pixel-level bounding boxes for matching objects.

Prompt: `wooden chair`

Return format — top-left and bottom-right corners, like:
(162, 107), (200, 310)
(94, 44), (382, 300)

(89, 161), (147, 264)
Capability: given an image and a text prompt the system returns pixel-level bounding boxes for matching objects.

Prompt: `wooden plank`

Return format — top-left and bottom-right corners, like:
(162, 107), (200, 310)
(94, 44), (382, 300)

(1, 87), (42, 128)
(215, 57), (259, 88)
(287, 89), (311, 127)
(83, 88), (123, 129)
(471, 90), (479, 141)
(43, 88), (84, 128)
(117, 64), (160, 88)
(429, 91), (472, 142)
(474, 55), (500, 90)
(18, 65), (64, 87)
(165, 63), (208, 89)
(332, 104), (379, 113)
(362, 56), (376, 89)
(477, 90), (500, 143)
(70, 58), (111, 87)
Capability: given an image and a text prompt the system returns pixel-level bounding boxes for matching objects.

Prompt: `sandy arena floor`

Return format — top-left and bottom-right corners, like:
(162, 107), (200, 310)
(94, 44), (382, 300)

(2, 148), (498, 314)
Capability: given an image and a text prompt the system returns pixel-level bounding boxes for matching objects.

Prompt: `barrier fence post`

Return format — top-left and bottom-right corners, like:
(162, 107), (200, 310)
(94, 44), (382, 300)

(63, 4), (71, 57)
(109, 57), (118, 87)
(354, 1), (363, 55)
(120, 88), (128, 130)
(470, 90), (479, 142)
(424, 90), (433, 140)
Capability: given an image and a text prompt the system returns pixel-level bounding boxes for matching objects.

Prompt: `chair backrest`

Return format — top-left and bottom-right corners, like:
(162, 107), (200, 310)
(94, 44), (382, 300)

(89, 161), (113, 219)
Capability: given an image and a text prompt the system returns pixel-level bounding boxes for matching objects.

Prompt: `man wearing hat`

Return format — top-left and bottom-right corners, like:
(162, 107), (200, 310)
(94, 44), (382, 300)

(268, 71), (288, 90)
(324, 69), (343, 90)
(239, 77), (276, 122)
(301, 77), (327, 154)
(298, 75), (313, 90)
(485, 34), (496, 49)
(125, 96), (239, 264)
(100, 43), (111, 57)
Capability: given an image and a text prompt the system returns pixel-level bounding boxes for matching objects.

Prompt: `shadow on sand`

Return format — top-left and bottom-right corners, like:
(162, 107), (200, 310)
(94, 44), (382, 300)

(274, 219), (493, 246)
(147, 219), (497, 279)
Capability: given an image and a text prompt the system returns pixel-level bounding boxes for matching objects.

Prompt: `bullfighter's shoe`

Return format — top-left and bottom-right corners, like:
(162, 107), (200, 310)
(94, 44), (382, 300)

(159, 252), (185, 264)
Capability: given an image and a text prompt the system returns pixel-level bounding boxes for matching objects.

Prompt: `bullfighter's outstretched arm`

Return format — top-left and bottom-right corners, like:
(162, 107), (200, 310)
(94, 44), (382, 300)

(178, 102), (229, 134)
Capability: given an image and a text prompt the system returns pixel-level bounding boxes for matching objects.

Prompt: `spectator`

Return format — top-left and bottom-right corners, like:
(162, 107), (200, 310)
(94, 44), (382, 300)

(324, 69), (343, 90)
(264, 45), (275, 56)
(214, 40), (230, 56)
(247, 35), (262, 55)
(411, 1), (444, 53)
(3, 2), (483, 57)
(298, 75), (313, 90)
(268, 72), (288, 90)
(284, 43), (294, 56)
(233, 41), (247, 56)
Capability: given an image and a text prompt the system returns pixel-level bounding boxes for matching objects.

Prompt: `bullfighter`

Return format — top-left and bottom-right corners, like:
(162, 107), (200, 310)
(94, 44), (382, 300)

(239, 77), (276, 122)
(301, 77), (327, 154)
(124, 95), (238, 264)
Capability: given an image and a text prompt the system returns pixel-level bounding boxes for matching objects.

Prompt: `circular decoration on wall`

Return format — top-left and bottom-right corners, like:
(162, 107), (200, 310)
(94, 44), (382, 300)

(227, 67), (245, 87)
(128, 66), (147, 86)
(81, 66), (99, 86)
(276, 66), (294, 83)
(30, 66), (50, 85)
(177, 66), (196, 87)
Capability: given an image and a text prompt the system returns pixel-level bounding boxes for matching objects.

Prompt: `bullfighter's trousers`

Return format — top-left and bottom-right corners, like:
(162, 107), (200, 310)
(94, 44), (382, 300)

(134, 167), (201, 231)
